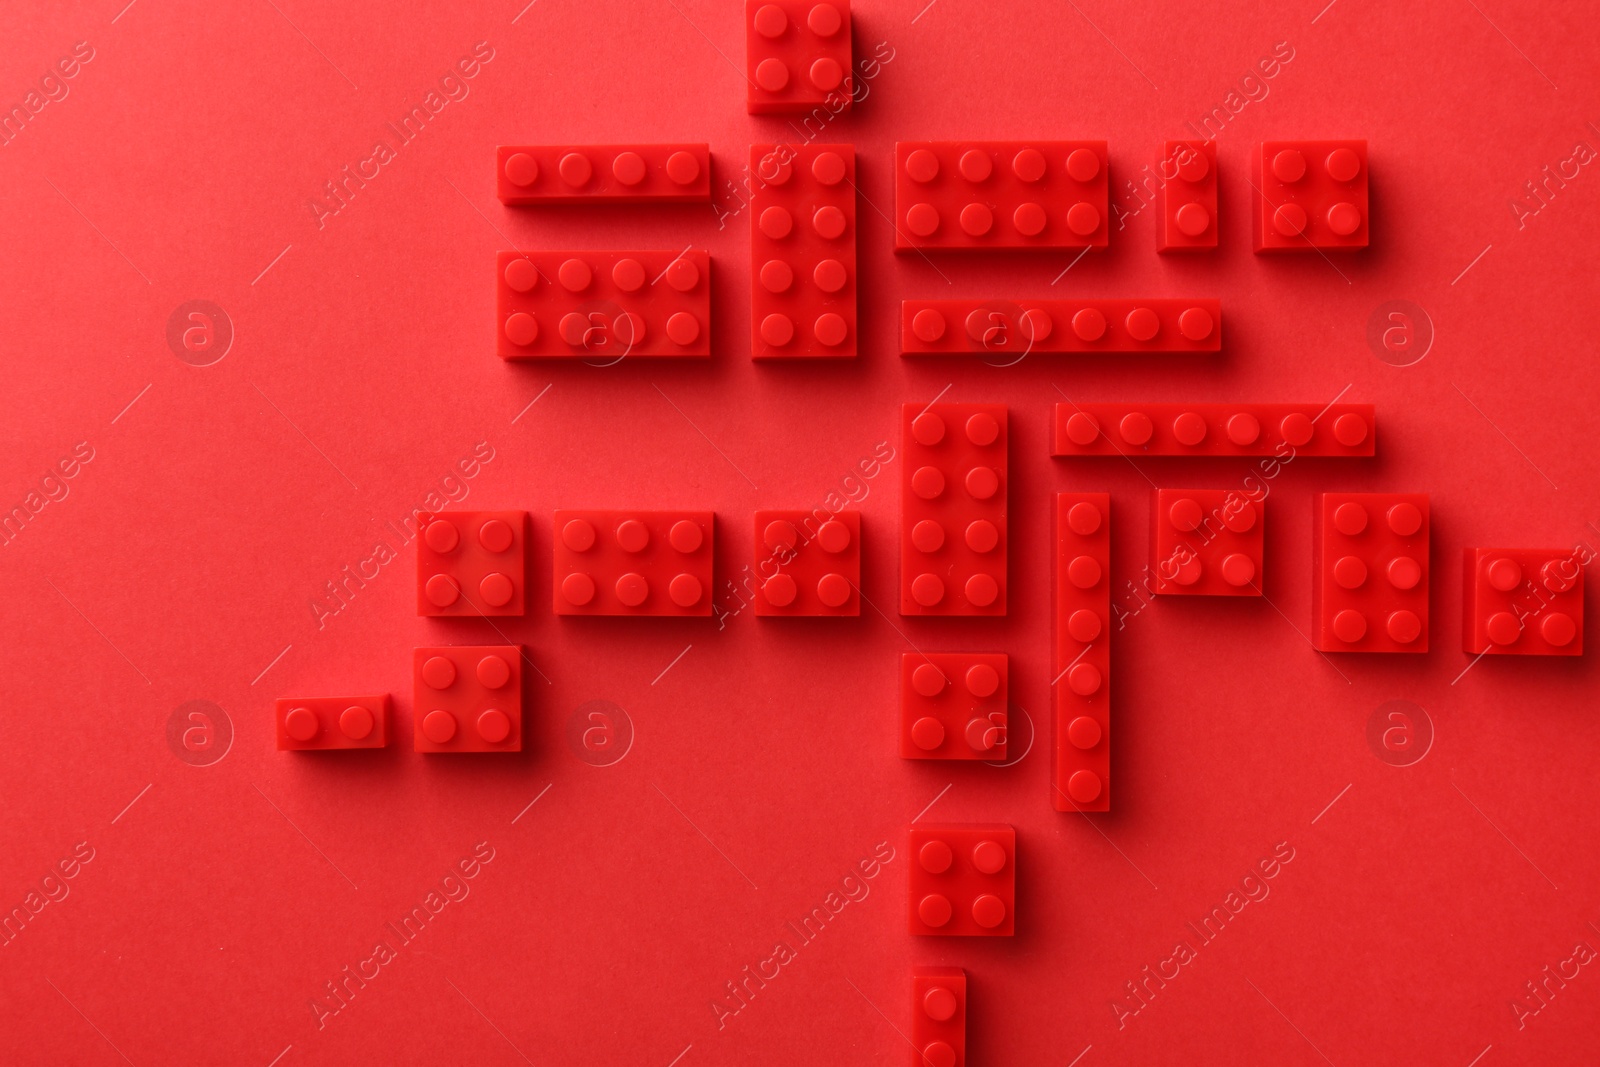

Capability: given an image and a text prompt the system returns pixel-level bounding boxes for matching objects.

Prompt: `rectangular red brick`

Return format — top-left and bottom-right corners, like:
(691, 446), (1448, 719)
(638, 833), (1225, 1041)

(1053, 403), (1374, 457)
(750, 144), (856, 358)
(1151, 489), (1264, 596)
(901, 299), (1219, 356)
(276, 695), (389, 750)
(413, 647), (522, 753)
(497, 250), (710, 359)
(901, 403), (1006, 615)
(416, 511), (527, 617)
(495, 144), (710, 204)
(1054, 494), (1109, 811)
(908, 823), (1015, 937)
(900, 652), (1006, 761)
(1158, 139), (1217, 252)
(911, 967), (966, 1067)
(1254, 140), (1369, 252)
(752, 509), (860, 616)
(745, 0), (852, 115)
(1313, 493), (1429, 652)
(553, 510), (714, 616)
(1463, 548), (1582, 655)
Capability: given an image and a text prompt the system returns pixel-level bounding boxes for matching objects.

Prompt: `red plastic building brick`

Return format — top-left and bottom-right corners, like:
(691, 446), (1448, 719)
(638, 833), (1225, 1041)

(416, 510), (527, 617)
(1312, 493), (1429, 652)
(745, 0), (852, 115)
(899, 653), (1007, 761)
(1158, 139), (1217, 252)
(275, 695), (389, 751)
(750, 143), (856, 358)
(1463, 548), (1584, 656)
(413, 646), (523, 753)
(901, 299), (1219, 356)
(1253, 140), (1369, 252)
(497, 249), (711, 360)
(495, 144), (711, 205)
(894, 141), (1108, 252)
(553, 510), (714, 616)
(1054, 494), (1109, 812)
(1053, 403), (1374, 458)
(901, 403), (1007, 616)
(908, 823), (1015, 937)
(753, 509), (860, 616)
(1151, 488), (1264, 596)
(911, 967), (967, 1067)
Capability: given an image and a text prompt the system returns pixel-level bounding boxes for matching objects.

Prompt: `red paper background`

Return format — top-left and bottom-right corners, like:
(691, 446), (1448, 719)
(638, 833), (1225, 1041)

(2, 1), (1596, 1064)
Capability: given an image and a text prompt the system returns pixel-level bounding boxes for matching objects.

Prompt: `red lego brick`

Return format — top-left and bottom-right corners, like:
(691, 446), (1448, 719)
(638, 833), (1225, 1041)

(1054, 494), (1109, 812)
(1312, 493), (1429, 652)
(894, 140), (1108, 252)
(1053, 403), (1374, 458)
(750, 143), (856, 359)
(553, 510), (714, 616)
(416, 510), (527, 617)
(495, 144), (711, 205)
(908, 823), (1015, 937)
(1158, 139), (1217, 252)
(753, 509), (860, 616)
(1151, 488), (1264, 597)
(745, 0), (852, 115)
(497, 249), (711, 360)
(1253, 140), (1369, 252)
(911, 967), (967, 1067)
(901, 403), (1007, 616)
(275, 695), (389, 751)
(901, 299), (1220, 356)
(413, 646), (523, 753)
(899, 653), (1007, 761)
(1463, 548), (1584, 656)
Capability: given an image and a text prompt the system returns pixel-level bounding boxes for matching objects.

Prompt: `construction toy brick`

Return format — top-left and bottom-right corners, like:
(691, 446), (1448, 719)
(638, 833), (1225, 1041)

(553, 510), (714, 616)
(1053, 403), (1374, 458)
(745, 0), (852, 115)
(1159, 139), (1217, 252)
(1151, 488), (1264, 597)
(1463, 548), (1584, 656)
(901, 299), (1220, 356)
(1054, 494), (1109, 812)
(497, 249), (711, 360)
(413, 646), (523, 753)
(275, 695), (390, 751)
(753, 509), (860, 616)
(894, 140), (1108, 252)
(416, 510), (527, 617)
(1253, 140), (1369, 252)
(495, 144), (711, 205)
(911, 967), (967, 1067)
(750, 143), (856, 358)
(901, 403), (1007, 616)
(1312, 493), (1429, 652)
(900, 653), (1007, 761)
(908, 823), (1015, 937)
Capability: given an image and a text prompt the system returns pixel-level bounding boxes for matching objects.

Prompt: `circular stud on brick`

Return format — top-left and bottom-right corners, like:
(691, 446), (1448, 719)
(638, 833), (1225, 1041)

(1279, 413), (1314, 446)
(1325, 147), (1362, 182)
(1542, 613), (1577, 646)
(965, 411), (1000, 446)
(1020, 308), (1052, 342)
(972, 840), (1007, 875)
(476, 709), (511, 744)
(1333, 502), (1368, 536)
(816, 519), (851, 553)
(1175, 202), (1211, 236)
(906, 202), (940, 236)
(478, 655), (512, 688)
(959, 203), (993, 236)
(1221, 553), (1256, 587)
(1327, 202), (1362, 236)
(761, 574), (797, 607)
(923, 986), (957, 1022)
(765, 520), (799, 553)
(1387, 610), (1422, 644)
(911, 717), (945, 750)
(912, 662), (946, 697)
(666, 258), (700, 292)
(1066, 202), (1100, 236)
(971, 894), (1007, 929)
(615, 573), (649, 607)
(1272, 204), (1308, 237)
(1334, 556), (1367, 589)
(1168, 497), (1203, 531)
(911, 573), (945, 606)
(1068, 554), (1101, 589)
(965, 662), (999, 697)
(1179, 307), (1214, 341)
(919, 838), (953, 873)
(422, 655), (456, 689)
(503, 257), (538, 293)
(558, 258), (592, 292)
(1068, 608), (1102, 642)
(812, 150), (844, 185)
(911, 519), (944, 553)
(558, 152), (592, 187)
(813, 259), (847, 293)
(1067, 770), (1102, 803)
(1066, 147), (1100, 182)
(958, 149), (992, 182)
(754, 58), (789, 92)
(964, 467), (999, 500)
(666, 312), (700, 346)
(1064, 412), (1099, 446)
(1386, 502), (1422, 537)
(1068, 663), (1101, 696)
(1072, 307), (1107, 341)
(425, 517), (460, 553)
(905, 149), (939, 183)
(816, 574), (850, 607)
(760, 260), (794, 293)
(422, 710), (457, 744)
(1125, 307), (1160, 341)
(809, 57), (843, 90)
(911, 466), (945, 500)
(1333, 413), (1368, 446)
(479, 573), (514, 607)
(665, 150), (700, 185)
(1175, 145), (1209, 182)
(504, 312), (538, 347)
(284, 707), (319, 742)
(1486, 611), (1521, 646)
(479, 519), (513, 552)
(1012, 147), (1046, 181)
(611, 151), (646, 186)
(1271, 149), (1307, 183)
(911, 412), (945, 445)
(760, 206), (793, 239)
(612, 258), (646, 292)
(965, 519), (999, 553)
(669, 574), (702, 607)
(1222, 502), (1257, 533)
(761, 314), (795, 347)
(1172, 412), (1207, 446)
(1227, 413), (1261, 445)
(1014, 202), (1047, 236)
(965, 717), (999, 752)
(615, 519), (650, 553)
(965, 573), (999, 607)
(814, 313), (848, 346)
(562, 519), (596, 552)
(425, 574), (461, 607)
(754, 4), (787, 35)
(1119, 412), (1153, 445)
(918, 894), (953, 928)
(1068, 715), (1102, 749)
(560, 573), (595, 606)
(813, 205), (846, 239)
(1332, 609), (1368, 643)
(1388, 556), (1423, 590)
(503, 152), (538, 187)
(340, 705), (373, 740)
(1486, 557), (1522, 591)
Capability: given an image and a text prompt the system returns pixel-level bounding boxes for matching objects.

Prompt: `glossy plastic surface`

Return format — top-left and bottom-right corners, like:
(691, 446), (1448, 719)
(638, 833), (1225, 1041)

(552, 510), (714, 616)
(1463, 548), (1584, 656)
(1253, 139), (1370, 252)
(1053, 403), (1374, 457)
(1151, 488), (1265, 597)
(908, 823), (1015, 937)
(412, 646), (523, 752)
(1054, 494), (1110, 811)
(495, 144), (711, 204)
(275, 695), (390, 751)
(899, 652), (1007, 761)
(416, 510), (528, 617)
(902, 299), (1220, 356)
(496, 250), (711, 359)
(1312, 493), (1430, 652)
(900, 403), (1007, 616)
(753, 508), (860, 616)
(750, 143), (857, 359)
(745, 0), (852, 115)
(911, 967), (967, 1067)
(1158, 140), (1218, 252)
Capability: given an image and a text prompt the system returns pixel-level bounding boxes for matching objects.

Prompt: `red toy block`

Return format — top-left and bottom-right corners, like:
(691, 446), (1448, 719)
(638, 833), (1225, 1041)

(911, 967), (967, 1067)
(750, 143), (857, 359)
(753, 509), (860, 616)
(275, 695), (389, 751)
(1158, 139), (1217, 252)
(1053, 402), (1374, 458)
(497, 249), (711, 360)
(901, 403), (1007, 616)
(413, 646), (523, 753)
(1151, 488), (1264, 597)
(745, 0), (852, 115)
(1253, 140), (1369, 252)
(908, 823), (1015, 937)
(553, 510), (714, 616)
(416, 510), (527, 617)
(1463, 548), (1584, 656)
(1054, 494), (1109, 811)
(495, 144), (711, 205)
(894, 140), (1108, 252)
(1312, 493), (1429, 652)
(901, 299), (1220, 356)
(899, 653), (1007, 761)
